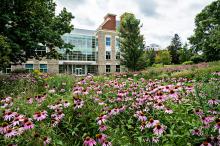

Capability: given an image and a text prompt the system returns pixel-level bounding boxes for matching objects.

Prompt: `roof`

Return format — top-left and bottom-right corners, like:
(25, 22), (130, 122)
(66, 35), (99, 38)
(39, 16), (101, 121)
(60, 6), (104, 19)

(69, 28), (95, 36)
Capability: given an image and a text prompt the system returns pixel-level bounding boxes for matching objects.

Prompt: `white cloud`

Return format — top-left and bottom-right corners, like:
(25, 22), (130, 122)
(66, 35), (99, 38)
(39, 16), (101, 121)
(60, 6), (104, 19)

(56, 0), (214, 48)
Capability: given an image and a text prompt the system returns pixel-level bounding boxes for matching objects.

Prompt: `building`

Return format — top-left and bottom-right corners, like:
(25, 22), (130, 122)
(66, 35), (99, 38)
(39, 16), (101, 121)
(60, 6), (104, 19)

(145, 43), (161, 51)
(6, 13), (124, 75)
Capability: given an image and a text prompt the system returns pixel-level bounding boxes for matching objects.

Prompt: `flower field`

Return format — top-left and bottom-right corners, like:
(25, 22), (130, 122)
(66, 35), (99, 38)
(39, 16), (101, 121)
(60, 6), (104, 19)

(0, 65), (220, 146)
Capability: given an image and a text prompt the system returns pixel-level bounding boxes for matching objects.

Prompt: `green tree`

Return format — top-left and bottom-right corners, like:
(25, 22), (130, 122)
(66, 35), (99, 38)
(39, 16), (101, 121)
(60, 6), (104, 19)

(119, 13), (145, 71)
(178, 43), (193, 63)
(168, 34), (182, 64)
(0, 0), (74, 68)
(0, 35), (11, 70)
(145, 48), (156, 66)
(155, 50), (171, 65)
(189, 0), (220, 61)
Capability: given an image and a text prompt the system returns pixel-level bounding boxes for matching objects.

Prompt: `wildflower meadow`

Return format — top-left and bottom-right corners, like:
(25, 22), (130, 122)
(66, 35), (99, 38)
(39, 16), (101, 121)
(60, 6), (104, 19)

(0, 62), (220, 146)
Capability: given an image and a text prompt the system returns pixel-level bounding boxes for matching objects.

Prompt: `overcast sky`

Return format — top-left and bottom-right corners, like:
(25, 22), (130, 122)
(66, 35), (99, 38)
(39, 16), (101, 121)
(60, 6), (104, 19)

(55, 0), (214, 48)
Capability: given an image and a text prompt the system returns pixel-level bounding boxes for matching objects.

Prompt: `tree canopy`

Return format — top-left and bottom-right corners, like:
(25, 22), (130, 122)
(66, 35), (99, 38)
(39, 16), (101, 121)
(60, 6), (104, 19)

(167, 34), (182, 64)
(0, 0), (74, 69)
(189, 0), (220, 61)
(119, 12), (145, 71)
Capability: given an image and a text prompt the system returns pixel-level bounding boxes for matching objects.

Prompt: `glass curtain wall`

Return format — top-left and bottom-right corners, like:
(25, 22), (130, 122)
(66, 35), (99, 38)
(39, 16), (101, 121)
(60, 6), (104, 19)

(60, 34), (97, 61)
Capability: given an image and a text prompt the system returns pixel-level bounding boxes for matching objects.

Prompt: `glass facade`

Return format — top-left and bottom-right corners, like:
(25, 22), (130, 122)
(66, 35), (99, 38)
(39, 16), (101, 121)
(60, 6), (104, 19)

(60, 33), (97, 61)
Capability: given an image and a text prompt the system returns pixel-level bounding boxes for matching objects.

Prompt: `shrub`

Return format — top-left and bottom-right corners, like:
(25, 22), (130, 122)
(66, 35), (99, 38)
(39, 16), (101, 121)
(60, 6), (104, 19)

(182, 61), (193, 65)
(190, 55), (205, 63)
(152, 63), (164, 68)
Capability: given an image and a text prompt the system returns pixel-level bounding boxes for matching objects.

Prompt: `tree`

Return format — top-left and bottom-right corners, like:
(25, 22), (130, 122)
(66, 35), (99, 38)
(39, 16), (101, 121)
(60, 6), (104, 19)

(0, 0), (74, 69)
(189, 0), (220, 61)
(168, 34), (182, 64)
(155, 50), (171, 65)
(119, 12), (145, 71)
(145, 48), (156, 66)
(0, 35), (11, 69)
(178, 43), (193, 63)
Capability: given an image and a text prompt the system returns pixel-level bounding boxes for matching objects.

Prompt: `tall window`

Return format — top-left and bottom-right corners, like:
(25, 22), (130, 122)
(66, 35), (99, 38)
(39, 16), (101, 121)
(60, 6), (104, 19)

(2, 65), (11, 74)
(106, 51), (111, 60)
(59, 65), (65, 73)
(106, 65), (110, 73)
(116, 51), (120, 60)
(40, 64), (48, 73)
(116, 65), (120, 72)
(116, 37), (120, 49)
(25, 64), (33, 72)
(106, 36), (111, 46)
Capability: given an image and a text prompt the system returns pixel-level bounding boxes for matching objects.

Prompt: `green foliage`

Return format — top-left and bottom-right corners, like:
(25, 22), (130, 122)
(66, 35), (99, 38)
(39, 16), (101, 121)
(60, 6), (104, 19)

(119, 12), (145, 71)
(190, 55), (205, 63)
(145, 48), (156, 66)
(182, 61), (194, 65)
(189, 0), (220, 61)
(155, 50), (171, 65)
(178, 43), (193, 63)
(0, 35), (11, 70)
(167, 34), (182, 64)
(0, 0), (74, 66)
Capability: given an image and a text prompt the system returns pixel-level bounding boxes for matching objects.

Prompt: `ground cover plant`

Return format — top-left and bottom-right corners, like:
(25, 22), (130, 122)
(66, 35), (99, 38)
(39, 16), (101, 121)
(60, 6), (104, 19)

(0, 66), (220, 146)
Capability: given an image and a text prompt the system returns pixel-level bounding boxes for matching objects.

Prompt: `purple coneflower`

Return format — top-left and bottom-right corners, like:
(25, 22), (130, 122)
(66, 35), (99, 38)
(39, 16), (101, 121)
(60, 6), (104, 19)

(4, 129), (17, 138)
(214, 122), (220, 134)
(96, 115), (108, 125)
(33, 111), (47, 121)
(23, 121), (34, 130)
(200, 141), (212, 146)
(83, 137), (96, 146)
(99, 125), (107, 132)
(63, 101), (70, 108)
(165, 108), (173, 114)
(43, 137), (51, 146)
(153, 124), (166, 135)
(4, 111), (16, 121)
(96, 134), (107, 144)
(192, 129), (202, 136)
(102, 141), (112, 146)
(0, 123), (10, 134)
(208, 99), (219, 105)
(146, 118), (160, 128)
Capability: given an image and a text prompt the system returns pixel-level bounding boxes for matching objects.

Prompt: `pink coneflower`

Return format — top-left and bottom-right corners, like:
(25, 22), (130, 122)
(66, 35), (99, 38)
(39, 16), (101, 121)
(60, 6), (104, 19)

(165, 108), (173, 114)
(43, 137), (51, 146)
(33, 111), (47, 121)
(0, 123), (10, 134)
(192, 129), (202, 136)
(140, 122), (146, 131)
(96, 134), (107, 144)
(12, 118), (20, 126)
(51, 119), (59, 127)
(152, 137), (160, 143)
(146, 118), (160, 128)
(201, 116), (215, 125)
(26, 97), (33, 104)
(214, 122), (220, 134)
(200, 141), (212, 146)
(63, 101), (70, 108)
(4, 129), (17, 138)
(208, 99), (219, 105)
(154, 103), (164, 110)
(4, 111), (16, 121)
(23, 121), (34, 130)
(195, 109), (204, 116)
(83, 137), (96, 146)
(48, 88), (56, 93)
(99, 125), (107, 132)
(102, 141), (112, 146)
(134, 111), (147, 122)
(96, 115), (108, 125)
(153, 124), (166, 135)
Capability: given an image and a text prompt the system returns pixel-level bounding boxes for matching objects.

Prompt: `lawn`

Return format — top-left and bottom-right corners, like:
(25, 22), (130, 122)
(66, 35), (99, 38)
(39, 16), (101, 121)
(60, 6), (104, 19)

(0, 62), (220, 146)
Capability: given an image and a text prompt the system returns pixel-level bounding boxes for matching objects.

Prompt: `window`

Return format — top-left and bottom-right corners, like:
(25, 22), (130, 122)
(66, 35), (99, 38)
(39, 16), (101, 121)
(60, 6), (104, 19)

(59, 65), (65, 73)
(25, 64), (33, 72)
(2, 65), (11, 74)
(116, 37), (120, 49)
(106, 36), (111, 46)
(116, 51), (120, 60)
(116, 65), (120, 72)
(40, 64), (47, 73)
(106, 65), (110, 73)
(106, 51), (111, 60)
